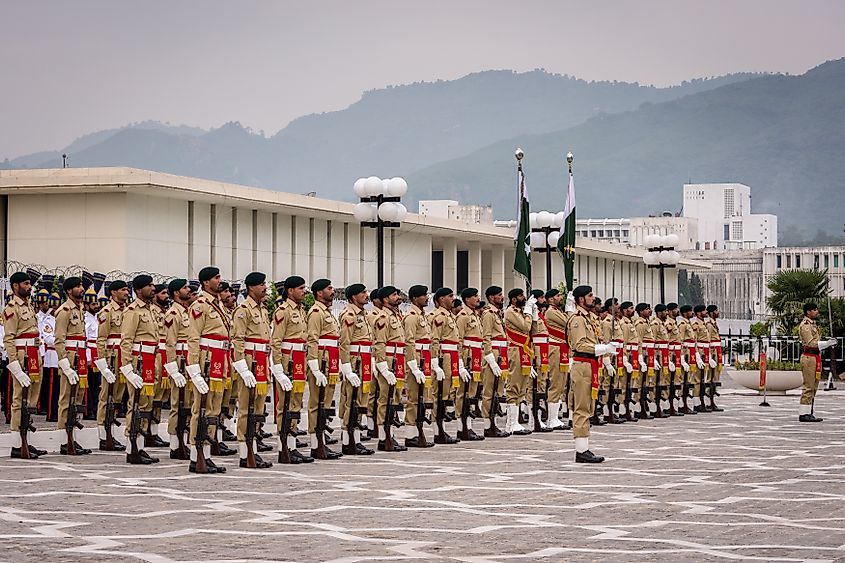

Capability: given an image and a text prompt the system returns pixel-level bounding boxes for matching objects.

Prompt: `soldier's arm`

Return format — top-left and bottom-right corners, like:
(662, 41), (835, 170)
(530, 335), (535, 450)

(373, 313), (388, 363)
(3, 306), (18, 355)
(54, 307), (69, 361)
(270, 308), (286, 365)
(187, 303), (204, 366)
(799, 322), (817, 347)
(163, 310), (179, 364)
(96, 309), (109, 359)
(481, 311), (494, 355)
(567, 315), (594, 354)
(403, 314), (417, 360)
(306, 309), (321, 361)
(231, 305), (248, 364)
(430, 312), (443, 358)
(119, 307), (139, 370)
(339, 311), (352, 364)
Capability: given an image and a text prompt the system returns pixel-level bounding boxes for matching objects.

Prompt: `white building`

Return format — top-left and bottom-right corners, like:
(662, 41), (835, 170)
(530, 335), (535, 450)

(0, 167), (702, 303)
(419, 200), (493, 226)
(573, 215), (698, 250)
(682, 248), (767, 321)
(682, 183), (777, 250)
(763, 246), (845, 301)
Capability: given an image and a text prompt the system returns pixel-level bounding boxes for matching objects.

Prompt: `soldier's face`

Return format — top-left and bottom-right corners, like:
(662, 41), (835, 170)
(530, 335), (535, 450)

(289, 284), (307, 304)
(316, 286), (334, 303)
(137, 283), (155, 301)
(206, 275), (221, 293)
(712, 310), (720, 319)
(489, 293), (504, 307)
(155, 290), (169, 305)
(808, 309), (819, 320)
(548, 294), (561, 307)
(353, 291), (368, 307)
(657, 311), (667, 320)
(623, 306), (634, 318)
(251, 282), (267, 302)
(176, 285), (193, 303)
(412, 295), (429, 308)
(465, 295), (480, 309)
(683, 311), (693, 319)
(386, 292), (402, 307)
(112, 287), (129, 304)
(13, 280), (31, 298)
(69, 285), (84, 300)
(513, 295), (526, 307)
(39, 302), (51, 313)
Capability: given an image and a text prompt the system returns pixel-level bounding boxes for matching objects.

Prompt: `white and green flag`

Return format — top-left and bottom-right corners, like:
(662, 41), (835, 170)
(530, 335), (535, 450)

(513, 167), (532, 284)
(556, 168), (576, 290)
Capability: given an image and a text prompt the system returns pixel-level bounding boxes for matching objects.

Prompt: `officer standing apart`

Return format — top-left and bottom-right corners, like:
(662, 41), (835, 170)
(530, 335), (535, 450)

(798, 302), (835, 422)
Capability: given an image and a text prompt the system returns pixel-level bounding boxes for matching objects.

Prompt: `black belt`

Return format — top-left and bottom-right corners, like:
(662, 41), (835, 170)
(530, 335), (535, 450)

(802, 347), (820, 354)
(574, 352), (597, 360)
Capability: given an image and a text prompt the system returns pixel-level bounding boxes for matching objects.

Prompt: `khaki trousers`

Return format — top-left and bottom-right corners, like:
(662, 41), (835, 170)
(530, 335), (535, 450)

(506, 347), (529, 405)
(236, 382), (267, 442)
(799, 354), (819, 405)
(570, 360), (593, 439)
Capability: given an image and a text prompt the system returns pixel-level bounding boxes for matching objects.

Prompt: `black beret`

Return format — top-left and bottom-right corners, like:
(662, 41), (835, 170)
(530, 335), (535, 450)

(620, 301), (633, 309)
(370, 288), (383, 301)
(230, 283), (241, 294)
(478, 300), (486, 309)
(508, 288), (524, 300)
(168, 278), (188, 294)
(345, 283), (366, 300)
(531, 289), (545, 299)
(654, 304), (667, 313)
(707, 304), (718, 313)
(804, 302), (818, 313)
(460, 287), (478, 299)
(573, 285), (592, 299)
(284, 275), (306, 290)
(604, 298), (617, 309)
(131, 275), (153, 291)
(311, 278), (331, 293)
(452, 298), (463, 308)
(198, 266), (219, 283)
(63, 276), (83, 292)
(380, 286), (399, 299)
(680, 305), (693, 313)
(693, 305), (706, 313)
(109, 280), (127, 292)
(9, 272), (29, 285)
(433, 287), (453, 300)
(485, 285), (503, 298)
(219, 281), (231, 292)
(408, 284), (428, 299)
(667, 302), (679, 310)
(593, 297), (603, 306)
(545, 289), (560, 299)
(188, 280), (200, 292)
(244, 272), (266, 287)
(153, 283), (167, 293)
(635, 302), (650, 313)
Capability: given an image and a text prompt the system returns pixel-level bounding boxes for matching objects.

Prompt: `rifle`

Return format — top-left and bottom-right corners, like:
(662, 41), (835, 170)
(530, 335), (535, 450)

(414, 355), (432, 443)
(382, 357), (398, 451)
(471, 378), (483, 418)
(623, 363), (635, 421)
(103, 355), (122, 450)
(459, 374), (471, 439)
(194, 359), (212, 473)
(562, 373), (571, 420)
(314, 358), (334, 458)
(530, 372), (548, 432)
(435, 376), (447, 441)
(277, 359), (300, 463)
(639, 367), (652, 419)
(19, 352), (35, 459)
(127, 386), (144, 463)
(489, 366), (502, 429)
(243, 360), (265, 468)
(174, 356), (190, 459)
(606, 260), (621, 424)
(66, 362), (84, 455)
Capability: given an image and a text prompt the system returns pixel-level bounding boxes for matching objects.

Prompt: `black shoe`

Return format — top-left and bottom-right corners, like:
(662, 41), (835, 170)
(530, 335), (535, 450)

(693, 405), (706, 413)
(404, 436), (435, 448)
(189, 460), (218, 473)
(206, 459), (227, 473)
(484, 427), (510, 438)
(799, 414), (824, 422)
(294, 429), (306, 437)
(259, 430), (272, 440)
(60, 442), (92, 455)
(575, 450), (605, 463)
(283, 449), (315, 464)
(28, 444), (48, 456)
(11, 447), (38, 459)
(510, 427), (532, 436)
(222, 428), (237, 442)
(256, 439), (273, 453)
(311, 446), (343, 460)
(444, 411), (457, 422)
(434, 433), (459, 444)
(126, 452), (155, 464)
(146, 434), (169, 448)
(99, 439), (127, 451)
(590, 416), (608, 426)
(709, 403), (724, 412)
(354, 442), (375, 455)
(214, 442), (237, 456)
(170, 448), (189, 460)
(459, 428), (485, 441)
(139, 449), (160, 463)
(325, 435), (339, 445)
(240, 454), (273, 468)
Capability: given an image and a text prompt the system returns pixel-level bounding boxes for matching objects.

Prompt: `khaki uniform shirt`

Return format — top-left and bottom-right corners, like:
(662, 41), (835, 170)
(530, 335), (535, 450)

(567, 305), (599, 354)
(96, 299), (124, 362)
(665, 316), (680, 345)
(271, 298), (307, 368)
(231, 296), (270, 366)
(504, 305), (532, 338)
(481, 304), (506, 356)
(307, 300), (340, 373)
(369, 307), (390, 364)
(651, 316), (669, 342)
(3, 295), (39, 367)
(430, 305), (460, 359)
(339, 302), (373, 366)
(187, 294), (231, 367)
(403, 304), (431, 363)
(163, 302), (191, 365)
(54, 299), (85, 363)
(799, 316), (821, 347)
(119, 298), (159, 370)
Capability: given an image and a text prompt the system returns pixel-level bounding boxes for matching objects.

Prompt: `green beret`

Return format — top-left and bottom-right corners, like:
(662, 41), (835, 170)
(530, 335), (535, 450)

(219, 281), (231, 292)
(680, 305), (693, 313)
(433, 287), (453, 300)
(693, 305), (706, 313)
(408, 285), (428, 299)
(707, 304), (718, 313)
(460, 287), (478, 299)
(667, 302), (679, 310)
(635, 302), (650, 313)
(545, 289), (560, 299)
(198, 266), (219, 283)
(345, 283), (366, 300)
(573, 285), (592, 299)
(109, 280), (127, 292)
(508, 288), (523, 300)
(804, 302), (818, 313)
(485, 285), (503, 298)
(311, 279), (331, 293)
(168, 278), (188, 295)
(9, 272), (29, 285)
(531, 289), (545, 299)
(63, 277), (82, 292)
(154, 283), (168, 293)
(370, 288), (383, 301)
(380, 286), (399, 299)
(245, 272), (266, 287)
(654, 303), (667, 313)
(284, 275), (306, 290)
(604, 298), (617, 309)
(620, 301), (633, 309)
(132, 275), (153, 291)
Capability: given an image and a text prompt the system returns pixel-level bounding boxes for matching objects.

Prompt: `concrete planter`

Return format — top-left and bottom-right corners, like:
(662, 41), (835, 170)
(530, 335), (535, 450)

(729, 369), (803, 395)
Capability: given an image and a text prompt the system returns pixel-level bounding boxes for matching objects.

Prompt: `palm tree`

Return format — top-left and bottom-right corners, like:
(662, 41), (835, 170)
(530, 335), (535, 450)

(766, 269), (829, 334)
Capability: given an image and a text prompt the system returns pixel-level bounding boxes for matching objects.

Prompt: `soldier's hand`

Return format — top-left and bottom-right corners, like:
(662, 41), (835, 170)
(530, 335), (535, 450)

(640, 362), (648, 373)
(695, 353), (705, 370)
(681, 358), (690, 372)
(120, 365), (143, 390)
(412, 368), (426, 385)
(240, 370), (257, 389)
(708, 357), (717, 369)
(623, 359), (633, 374)
(163, 361), (185, 388)
(314, 370), (328, 387)
(459, 366), (470, 382)
(8, 361), (31, 388)
(101, 368), (117, 385)
(186, 364), (210, 394)
(58, 357), (79, 384)
(434, 366), (445, 381)
(668, 359), (676, 372)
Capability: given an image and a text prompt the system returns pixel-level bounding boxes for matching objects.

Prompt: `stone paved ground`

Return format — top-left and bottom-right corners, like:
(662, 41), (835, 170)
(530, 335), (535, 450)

(1, 386), (844, 562)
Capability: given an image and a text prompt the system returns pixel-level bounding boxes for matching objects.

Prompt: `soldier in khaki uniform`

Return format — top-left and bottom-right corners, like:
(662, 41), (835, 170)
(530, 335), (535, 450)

(402, 284), (434, 447)
(4, 271), (47, 459)
(371, 286), (407, 451)
(305, 278), (343, 459)
(54, 276), (92, 455)
(504, 288), (535, 435)
(542, 289), (569, 431)
(619, 302), (638, 422)
(676, 304), (697, 415)
(599, 297), (625, 424)
(94, 280), (130, 451)
(479, 286), (508, 438)
(651, 304), (671, 418)
(568, 285), (621, 463)
(429, 287), (464, 444)
(664, 303), (682, 416)
(146, 284), (171, 448)
(229, 272), (273, 469)
(527, 289), (554, 432)
(633, 303), (656, 419)
(798, 302), (835, 422)
(691, 305), (710, 412)
(364, 289), (385, 439)
(456, 287), (483, 441)
(705, 305), (725, 412)
(270, 275), (314, 464)
(119, 275), (161, 464)
(338, 283), (375, 455)
(184, 266), (230, 474)
(162, 279), (193, 459)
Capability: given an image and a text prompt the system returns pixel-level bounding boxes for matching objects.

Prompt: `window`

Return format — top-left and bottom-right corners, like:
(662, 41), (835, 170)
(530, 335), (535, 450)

(814, 254), (820, 269)
(825, 254), (829, 268)
(622, 230), (629, 237)
(598, 230), (605, 237)
(776, 255), (782, 269)
(723, 224), (730, 240)
(787, 255), (792, 268)
(590, 230), (597, 237)
(835, 254), (840, 268)
(796, 255), (801, 268)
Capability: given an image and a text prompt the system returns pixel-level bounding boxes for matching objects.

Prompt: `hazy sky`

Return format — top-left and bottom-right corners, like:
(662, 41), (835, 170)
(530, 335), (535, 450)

(2, 0), (844, 159)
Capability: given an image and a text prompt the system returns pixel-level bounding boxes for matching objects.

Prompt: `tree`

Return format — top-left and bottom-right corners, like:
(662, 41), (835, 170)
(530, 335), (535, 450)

(677, 269), (704, 305)
(766, 269), (829, 334)
(818, 296), (845, 337)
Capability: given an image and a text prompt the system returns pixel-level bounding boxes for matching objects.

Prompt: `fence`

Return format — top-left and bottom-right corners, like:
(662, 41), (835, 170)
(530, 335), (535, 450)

(720, 332), (844, 375)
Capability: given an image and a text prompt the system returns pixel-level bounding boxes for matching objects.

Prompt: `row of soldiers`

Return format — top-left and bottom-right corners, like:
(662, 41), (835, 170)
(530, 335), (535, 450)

(3, 267), (729, 469)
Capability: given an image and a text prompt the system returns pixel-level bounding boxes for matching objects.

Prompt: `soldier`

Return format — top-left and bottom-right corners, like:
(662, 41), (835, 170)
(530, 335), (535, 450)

(269, 275), (313, 463)
(528, 289), (553, 432)
(305, 278), (343, 459)
(479, 286), (509, 437)
(504, 288), (536, 436)
(633, 303), (656, 419)
(4, 271), (47, 459)
(82, 282), (102, 421)
(148, 283), (171, 447)
(619, 301), (638, 422)
(456, 287), (483, 441)
(229, 272), (273, 468)
(677, 304), (697, 415)
(93, 280), (129, 450)
(798, 302), (835, 422)
(366, 288), (387, 440)
(162, 279), (192, 459)
(600, 297), (625, 424)
(338, 283), (375, 455)
(691, 305), (709, 412)
(542, 289), (568, 431)
(429, 287), (465, 444)
(402, 284), (435, 447)
(568, 285), (621, 463)
(54, 276), (92, 455)
(705, 305), (725, 412)
(651, 304), (670, 419)
(119, 275), (161, 464)
(664, 303), (683, 416)
(371, 286), (406, 451)
(219, 282), (239, 444)
(184, 266), (230, 474)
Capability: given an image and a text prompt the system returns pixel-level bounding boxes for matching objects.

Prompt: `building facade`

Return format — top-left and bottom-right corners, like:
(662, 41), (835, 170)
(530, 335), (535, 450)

(763, 246), (845, 300)
(682, 182), (777, 250)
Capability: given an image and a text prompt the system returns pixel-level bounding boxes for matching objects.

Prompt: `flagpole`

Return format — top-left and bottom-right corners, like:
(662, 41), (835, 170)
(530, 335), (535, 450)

(513, 147), (532, 291)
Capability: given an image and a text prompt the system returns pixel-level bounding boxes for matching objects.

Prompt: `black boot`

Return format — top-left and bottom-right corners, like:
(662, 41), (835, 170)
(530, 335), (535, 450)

(575, 450), (605, 463)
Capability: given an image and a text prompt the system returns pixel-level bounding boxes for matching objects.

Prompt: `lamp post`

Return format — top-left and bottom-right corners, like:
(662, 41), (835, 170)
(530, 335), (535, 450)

(353, 176), (408, 288)
(643, 233), (680, 304)
(530, 210), (565, 290)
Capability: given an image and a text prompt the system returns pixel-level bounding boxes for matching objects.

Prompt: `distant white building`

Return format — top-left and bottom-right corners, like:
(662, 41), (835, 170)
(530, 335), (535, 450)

(574, 215), (698, 250)
(682, 183), (777, 250)
(763, 246), (845, 300)
(419, 200), (493, 226)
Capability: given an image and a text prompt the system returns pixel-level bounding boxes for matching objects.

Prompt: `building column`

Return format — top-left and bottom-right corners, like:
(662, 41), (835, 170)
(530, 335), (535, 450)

(442, 239), (458, 290)
(492, 246), (506, 290)
(468, 242), (482, 291)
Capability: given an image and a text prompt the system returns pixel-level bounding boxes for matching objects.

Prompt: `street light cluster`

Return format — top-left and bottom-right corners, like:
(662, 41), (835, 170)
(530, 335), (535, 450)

(352, 176), (409, 223)
(642, 233), (681, 266)
(529, 211), (565, 249)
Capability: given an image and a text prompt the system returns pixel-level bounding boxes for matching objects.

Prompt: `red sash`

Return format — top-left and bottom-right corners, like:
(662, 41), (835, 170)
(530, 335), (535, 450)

(491, 340), (509, 379)
(132, 340), (157, 396)
(803, 352), (822, 379)
(245, 337), (270, 395)
(351, 340), (373, 393)
(15, 332), (41, 381)
(506, 326), (533, 375)
(533, 335), (550, 375)
(415, 338), (432, 381)
(462, 336), (483, 381)
(440, 339), (460, 389)
(318, 334), (340, 385)
(574, 356), (600, 400)
(659, 341), (669, 375)
(702, 343), (711, 364)
(387, 340), (406, 388)
(282, 338), (307, 393)
(613, 339), (624, 376)
(200, 333), (230, 393)
(713, 340), (723, 372)
(644, 339), (655, 376)
(66, 335), (89, 388)
(87, 338), (98, 363)
(547, 325), (570, 372)
(674, 346), (682, 366)
(631, 348), (641, 371)
(157, 338), (171, 390)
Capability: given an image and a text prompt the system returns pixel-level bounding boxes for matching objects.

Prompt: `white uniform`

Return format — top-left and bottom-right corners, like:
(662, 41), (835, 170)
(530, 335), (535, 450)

(84, 311), (98, 363)
(38, 310), (58, 368)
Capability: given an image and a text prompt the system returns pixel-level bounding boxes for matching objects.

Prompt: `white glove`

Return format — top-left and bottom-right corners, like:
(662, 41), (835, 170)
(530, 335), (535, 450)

(594, 343), (612, 356)
(307, 359), (328, 387)
(605, 362), (615, 378)
(270, 363), (293, 391)
(458, 359), (470, 382)
(819, 338), (836, 351)
(431, 357), (445, 381)
(232, 358), (257, 388)
(695, 353), (705, 370)
(526, 295), (537, 308)
(608, 341), (623, 354)
(602, 355), (614, 372)
(484, 353), (503, 378)
(530, 367), (538, 379)
(640, 361), (648, 373)
(119, 363), (143, 390)
(7, 360), (31, 388)
(375, 360), (397, 386)
(623, 358), (633, 374)
(668, 359), (676, 372)
(531, 305), (540, 322)
(654, 356), (661, 370)
(94, 358), (116, 384)
(407, 359), (426, 385)
(163, 361), (186, 388)
(709, 357), (717, 369)
(58, 357), (80, 384)
(681, 357), (690, 372)
(522, 303), (533, 316)
(568, 357), (574, 371)
(565, 292), (576, 313)
(340, 362), (361, 387)
(185, 363), (210, 394)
